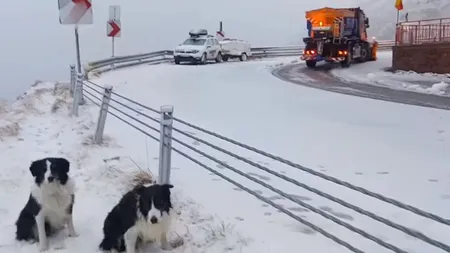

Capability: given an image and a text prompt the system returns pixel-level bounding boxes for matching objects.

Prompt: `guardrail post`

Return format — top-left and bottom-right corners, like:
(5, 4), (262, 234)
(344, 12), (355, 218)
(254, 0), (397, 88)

(69, 64), (76, 96)
(93, 85), (113, 144)
(71, 74), (83, 117)
(77, 73), (85, 105)
(158, 105), (174, 184)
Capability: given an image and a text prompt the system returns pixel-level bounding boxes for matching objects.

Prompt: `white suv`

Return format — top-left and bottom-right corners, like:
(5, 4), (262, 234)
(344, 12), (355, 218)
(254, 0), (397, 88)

(173, 29), (223, 64)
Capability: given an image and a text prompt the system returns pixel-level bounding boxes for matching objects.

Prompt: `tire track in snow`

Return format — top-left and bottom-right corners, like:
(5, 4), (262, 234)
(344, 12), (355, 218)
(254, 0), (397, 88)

(272, 63), (450, 111)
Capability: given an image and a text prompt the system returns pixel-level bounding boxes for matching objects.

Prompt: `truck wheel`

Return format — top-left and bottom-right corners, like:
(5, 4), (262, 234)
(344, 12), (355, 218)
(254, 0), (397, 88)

(356, 44), (369, 63)
(223, 55), (229, 62)
(199, 53), (207, 64)
(174, 58), (180, 65)
(340, 58), (350, 68)
(240, 53), (248, 61)
(306, 60), (316, 68)
(215, 52), (223, 63)
(340, 46), (351, 68)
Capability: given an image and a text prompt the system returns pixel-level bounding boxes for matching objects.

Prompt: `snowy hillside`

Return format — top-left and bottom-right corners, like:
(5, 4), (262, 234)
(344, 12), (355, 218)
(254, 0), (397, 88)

(362, 0), (450, 39)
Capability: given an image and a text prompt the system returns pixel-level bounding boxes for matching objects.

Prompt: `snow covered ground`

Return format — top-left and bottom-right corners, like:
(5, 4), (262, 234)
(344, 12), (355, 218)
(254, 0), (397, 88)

(330, 51), (450, 96)
(84, 58), (450, 253)
(0, 82), (250, 253)
(2, 57), (450, 253)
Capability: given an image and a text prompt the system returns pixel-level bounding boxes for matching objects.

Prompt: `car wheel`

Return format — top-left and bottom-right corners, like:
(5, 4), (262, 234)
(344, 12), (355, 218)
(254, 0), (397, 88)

(199, 53), (207, 64)
(240, 53), (248, 61)
(215, 52), (223, 63)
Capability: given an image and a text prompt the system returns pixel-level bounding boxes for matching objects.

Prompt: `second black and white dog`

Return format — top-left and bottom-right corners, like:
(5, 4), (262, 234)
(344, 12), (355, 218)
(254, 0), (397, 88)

(99, 182), (174, 253)
(15, 157), (78, 251)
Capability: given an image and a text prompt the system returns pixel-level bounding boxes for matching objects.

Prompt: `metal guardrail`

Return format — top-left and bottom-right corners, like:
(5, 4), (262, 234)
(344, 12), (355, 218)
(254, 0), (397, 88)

(85, 51), (173, 76)
(85, 40), (396, 76)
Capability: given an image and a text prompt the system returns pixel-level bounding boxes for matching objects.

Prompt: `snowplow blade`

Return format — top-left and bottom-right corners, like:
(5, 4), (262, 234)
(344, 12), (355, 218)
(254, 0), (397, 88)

(370, 42), (378, 61)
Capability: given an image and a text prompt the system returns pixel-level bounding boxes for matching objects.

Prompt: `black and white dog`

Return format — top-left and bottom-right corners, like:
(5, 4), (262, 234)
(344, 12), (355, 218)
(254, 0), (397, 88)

(99, 183), (174, 253)
(15, 157), (78, 251)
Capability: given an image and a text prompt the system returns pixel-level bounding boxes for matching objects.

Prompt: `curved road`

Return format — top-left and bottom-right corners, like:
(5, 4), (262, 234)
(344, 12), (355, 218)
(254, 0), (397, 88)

(273, 63), (450, 110)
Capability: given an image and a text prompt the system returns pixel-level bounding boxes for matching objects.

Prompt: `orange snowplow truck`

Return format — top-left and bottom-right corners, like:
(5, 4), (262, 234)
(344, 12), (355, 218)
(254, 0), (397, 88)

(301, 7), (378, 68)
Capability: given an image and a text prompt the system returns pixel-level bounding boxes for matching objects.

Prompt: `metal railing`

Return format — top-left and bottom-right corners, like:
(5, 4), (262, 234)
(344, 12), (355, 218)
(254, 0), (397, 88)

(68, 66), (450, 253)
(84, 41), (395, 76)
(397, 18), (450, 45)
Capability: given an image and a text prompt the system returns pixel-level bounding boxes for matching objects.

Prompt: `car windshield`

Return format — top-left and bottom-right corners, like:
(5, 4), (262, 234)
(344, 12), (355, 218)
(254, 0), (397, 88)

(182, 38), (206, 46)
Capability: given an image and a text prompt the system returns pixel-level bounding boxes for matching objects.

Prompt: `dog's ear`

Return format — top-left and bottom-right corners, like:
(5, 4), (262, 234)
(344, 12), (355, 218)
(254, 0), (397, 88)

(62, 159), (70, 173)
(29, 160), (41, 177)
(56, 158), (70, 173)
(134, 185), (146, 193)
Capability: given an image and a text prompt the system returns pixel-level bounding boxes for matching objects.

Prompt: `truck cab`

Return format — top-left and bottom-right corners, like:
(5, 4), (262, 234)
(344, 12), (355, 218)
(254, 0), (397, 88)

(173, 29), (223, 65)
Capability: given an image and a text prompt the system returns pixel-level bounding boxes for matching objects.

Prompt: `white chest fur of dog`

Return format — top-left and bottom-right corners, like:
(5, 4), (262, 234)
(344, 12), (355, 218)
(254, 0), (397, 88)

(135, 208), (172, 243)
(31, 179), (75, 229)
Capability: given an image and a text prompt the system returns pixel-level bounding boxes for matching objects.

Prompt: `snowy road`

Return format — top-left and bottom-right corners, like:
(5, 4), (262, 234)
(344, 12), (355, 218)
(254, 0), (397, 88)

(273, 51), (450, 110)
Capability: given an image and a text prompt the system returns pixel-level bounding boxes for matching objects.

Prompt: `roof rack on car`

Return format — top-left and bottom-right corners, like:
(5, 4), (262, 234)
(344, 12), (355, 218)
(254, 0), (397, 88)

(189, 29), (208, 37)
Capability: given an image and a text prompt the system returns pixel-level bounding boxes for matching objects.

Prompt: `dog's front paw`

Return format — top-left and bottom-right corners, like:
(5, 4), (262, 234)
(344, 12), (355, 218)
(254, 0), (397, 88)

(38, 241), (49, 252)
(161, 243), (171, 251)
(53, 241), (66, 250)
(161, 245), (171, 251)
(170, 237), (185, 249)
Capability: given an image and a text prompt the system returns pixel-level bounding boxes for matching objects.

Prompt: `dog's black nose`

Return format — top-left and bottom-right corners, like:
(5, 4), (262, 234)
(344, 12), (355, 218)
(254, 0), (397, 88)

(150, 216), (157, 224)
(47, 176), (54, 182)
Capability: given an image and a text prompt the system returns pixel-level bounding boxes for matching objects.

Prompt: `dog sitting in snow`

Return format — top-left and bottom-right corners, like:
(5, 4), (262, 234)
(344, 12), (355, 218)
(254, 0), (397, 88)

(15, 157), (78, 251)
(99, 172), (174, 253)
